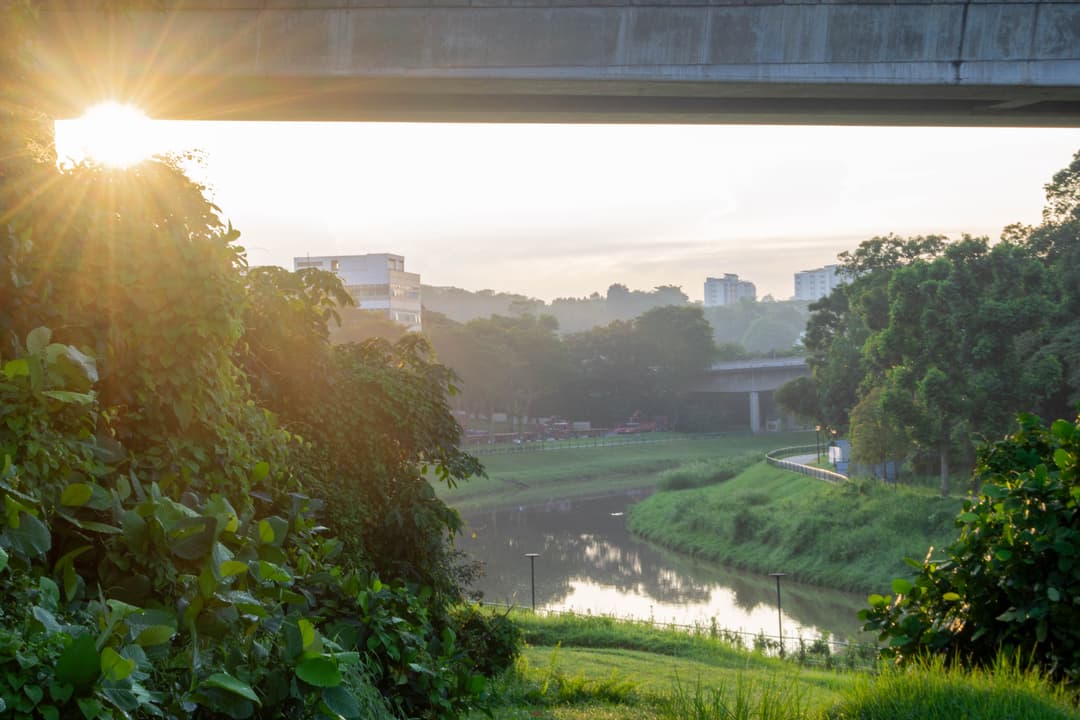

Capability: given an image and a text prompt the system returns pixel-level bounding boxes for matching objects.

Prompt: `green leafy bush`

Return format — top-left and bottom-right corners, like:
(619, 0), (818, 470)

(860, 412), (1080, 680)
(0, 151), (494, 718)
(449, 605), (523, 677)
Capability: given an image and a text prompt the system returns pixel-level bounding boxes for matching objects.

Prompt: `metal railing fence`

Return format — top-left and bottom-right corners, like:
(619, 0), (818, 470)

(477, 601), (878, 671)
(765, 445), (848, 483)
(464, 432), (733, 457)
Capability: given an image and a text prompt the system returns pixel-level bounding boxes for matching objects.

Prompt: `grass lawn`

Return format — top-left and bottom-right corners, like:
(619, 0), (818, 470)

(469, 611), (1078, 720)
(471, 610), (856, 720)
(438, 432), (814, 512)
(627, 462), (964, 593)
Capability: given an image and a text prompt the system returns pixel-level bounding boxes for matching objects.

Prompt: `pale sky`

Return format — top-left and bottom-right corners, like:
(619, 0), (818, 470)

(54, 110), (1080, 302)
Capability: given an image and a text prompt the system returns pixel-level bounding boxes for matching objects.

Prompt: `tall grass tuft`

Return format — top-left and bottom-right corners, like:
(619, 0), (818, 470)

(660, 673), (809, 720)
(656, 453), (759, 492)
(827, 655), (1077, 720)
(487, 644), (640, 710)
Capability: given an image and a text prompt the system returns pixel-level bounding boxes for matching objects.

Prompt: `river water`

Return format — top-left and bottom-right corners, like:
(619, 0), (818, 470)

(456, 489), (869, 643)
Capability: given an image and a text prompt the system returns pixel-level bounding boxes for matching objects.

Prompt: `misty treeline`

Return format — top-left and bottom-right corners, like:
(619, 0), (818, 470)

(422, 282), (810, 353)
(777, 149), (1080, 495)
(338, 288), (807, 431)
(423, 306), (716, 430)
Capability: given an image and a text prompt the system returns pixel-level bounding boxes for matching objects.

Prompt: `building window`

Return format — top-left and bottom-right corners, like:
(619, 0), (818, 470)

(352, 284), (390, 298)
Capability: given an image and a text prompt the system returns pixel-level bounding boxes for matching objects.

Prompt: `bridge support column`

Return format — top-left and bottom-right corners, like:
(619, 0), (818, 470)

(749, 391), (761, 434)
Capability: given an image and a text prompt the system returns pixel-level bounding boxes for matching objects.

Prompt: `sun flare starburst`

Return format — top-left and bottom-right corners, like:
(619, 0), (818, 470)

(58, 102), (158, 168)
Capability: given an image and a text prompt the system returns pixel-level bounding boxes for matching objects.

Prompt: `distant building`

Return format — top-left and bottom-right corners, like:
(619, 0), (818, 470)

(293, 253), (421, 330)
(704, 274), (756, 307)
(793, 264), (847, 302)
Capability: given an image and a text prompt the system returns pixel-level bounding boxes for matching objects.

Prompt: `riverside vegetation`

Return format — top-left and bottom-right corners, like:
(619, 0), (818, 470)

(433, 432), (810, 512)
(440, 412), (1080, 715)
(628, 462), (962, 593)
(466, 612), (1078, 720)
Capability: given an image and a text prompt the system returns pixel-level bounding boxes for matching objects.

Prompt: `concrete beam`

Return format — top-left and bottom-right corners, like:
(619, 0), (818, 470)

(31, 2), (1080, 125)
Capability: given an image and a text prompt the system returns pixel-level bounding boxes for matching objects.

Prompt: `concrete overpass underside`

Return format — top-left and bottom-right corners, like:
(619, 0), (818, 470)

(34, 1), (1080, 126)
(692, 358), (810, 434)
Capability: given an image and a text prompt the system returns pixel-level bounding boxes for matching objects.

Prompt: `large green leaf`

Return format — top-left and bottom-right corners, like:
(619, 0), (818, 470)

(2, 358), (29, 379)
(219, 560), (248, 578)
(205, 495), (239, 534)
(51, 344), (98, 387)
(60, 483), (93, 507)
(321, 685), (360, 718)
(255, 560), (291, 584)
(251, 461), (270, 484)
(76, 697), (104, 720)
(100, 647), (135, 682)
(216, 590), (268, 618)
(26, 326), (52, 355)
(57, 511), (122, 535)
(298, 618), (317, 652)
(203, 673), (261, 705)
(295, 657), (341, 688)
(169, 517), (216, 560)
(41, 390), (95, 405)
(3, 510), (52, 557)
(257, 519), (275, 544)
(134, 625), (175, 647)
(55, 634), (100, 693)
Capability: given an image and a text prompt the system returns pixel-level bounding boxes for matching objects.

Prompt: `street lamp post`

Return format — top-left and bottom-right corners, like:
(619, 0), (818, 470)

(525, 553), (540, 610)
(815, 425), (822, 462)
(769, 572), (786, 656)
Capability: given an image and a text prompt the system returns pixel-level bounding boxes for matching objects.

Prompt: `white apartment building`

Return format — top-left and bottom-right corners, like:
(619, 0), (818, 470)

(704, 274), (756, 307)
(294, 253), (421, 330)
(793, 264), (847, 302)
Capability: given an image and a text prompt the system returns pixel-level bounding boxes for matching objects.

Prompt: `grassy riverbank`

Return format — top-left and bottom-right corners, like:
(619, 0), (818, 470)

(627, 462), (964, 594)
(439, 432), (813, 512)
(472, 611), (1077, 720)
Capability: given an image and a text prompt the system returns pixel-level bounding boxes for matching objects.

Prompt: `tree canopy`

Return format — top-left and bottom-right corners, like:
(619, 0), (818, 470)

(778, 150), (1080, 492)
(0, 6), (505, 717)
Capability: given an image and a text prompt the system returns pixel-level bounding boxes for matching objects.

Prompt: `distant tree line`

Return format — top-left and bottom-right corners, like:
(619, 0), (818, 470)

(421, 306), (718, 430)
(422, 282), (810, 353)
(777, 150), (1080, 494)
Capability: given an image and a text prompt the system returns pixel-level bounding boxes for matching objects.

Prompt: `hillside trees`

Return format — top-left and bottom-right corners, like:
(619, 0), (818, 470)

(783, 153), (1080, 490)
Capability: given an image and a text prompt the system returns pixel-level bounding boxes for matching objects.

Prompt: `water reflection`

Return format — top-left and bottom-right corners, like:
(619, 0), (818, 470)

(457, 491), (867, 641)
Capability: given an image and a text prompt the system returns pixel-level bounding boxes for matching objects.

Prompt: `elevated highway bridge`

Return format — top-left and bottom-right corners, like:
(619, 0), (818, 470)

(32, 1), (1080, 125)
(693, 356), (810, 433)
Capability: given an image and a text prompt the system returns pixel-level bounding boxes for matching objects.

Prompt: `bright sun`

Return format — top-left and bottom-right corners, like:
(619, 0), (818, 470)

(60, 102), (158, 168)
